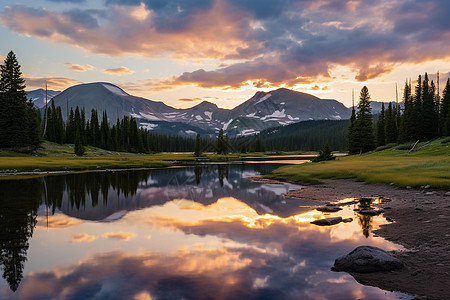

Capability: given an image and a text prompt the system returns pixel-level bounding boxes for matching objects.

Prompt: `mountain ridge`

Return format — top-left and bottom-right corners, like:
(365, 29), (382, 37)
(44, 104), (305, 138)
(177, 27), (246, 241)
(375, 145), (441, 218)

(27, 82), (396, 137)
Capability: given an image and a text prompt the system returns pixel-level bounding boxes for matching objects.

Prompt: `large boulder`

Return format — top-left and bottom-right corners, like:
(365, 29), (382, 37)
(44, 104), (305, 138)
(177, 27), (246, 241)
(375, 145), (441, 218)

(332, 246), (403, 273)
(311, 217), (342, 226)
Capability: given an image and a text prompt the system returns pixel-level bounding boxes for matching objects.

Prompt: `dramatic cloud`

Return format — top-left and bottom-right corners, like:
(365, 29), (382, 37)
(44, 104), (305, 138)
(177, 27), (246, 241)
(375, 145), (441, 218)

(64, 62), (95, 72)
(24, 75), (82, 90)
(101, 66), (135, 75)
(2, 0), (450, 90)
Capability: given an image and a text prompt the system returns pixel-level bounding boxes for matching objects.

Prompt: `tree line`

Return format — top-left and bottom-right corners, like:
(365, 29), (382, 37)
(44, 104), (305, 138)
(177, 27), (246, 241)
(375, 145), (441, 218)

(43, 101), (200, 154)
(348, 73), (450, 154)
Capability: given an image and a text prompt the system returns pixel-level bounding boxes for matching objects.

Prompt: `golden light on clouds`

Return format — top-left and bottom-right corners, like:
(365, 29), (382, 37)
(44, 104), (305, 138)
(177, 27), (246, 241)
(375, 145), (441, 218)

(101, 66), (135, 75)
(64, 62), (95, 72)
(102, 231), (136, 241)
(37, 215), (83, 229)
(70, 233), (97, 243)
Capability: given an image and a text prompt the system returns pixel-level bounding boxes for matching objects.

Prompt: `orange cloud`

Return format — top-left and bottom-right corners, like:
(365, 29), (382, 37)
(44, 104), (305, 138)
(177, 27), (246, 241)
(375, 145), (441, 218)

(24, 74), (82, 90)
(102, 231), (136, 241)
(70, 233), (97, 243)
(102, 66), (135, 75)
(178, 97), (203, 102)
(36, 215), (83, 229)
(64, 62), (95, 72)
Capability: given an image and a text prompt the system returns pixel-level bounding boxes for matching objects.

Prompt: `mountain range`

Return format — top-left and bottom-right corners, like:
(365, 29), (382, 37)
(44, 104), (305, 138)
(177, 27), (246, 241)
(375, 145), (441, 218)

(25, 82), (395, 137)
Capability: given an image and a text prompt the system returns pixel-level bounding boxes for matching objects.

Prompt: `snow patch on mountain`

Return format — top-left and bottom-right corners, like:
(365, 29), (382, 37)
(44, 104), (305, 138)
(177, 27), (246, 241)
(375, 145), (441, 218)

(195, 115), (203, 120)
(238, 129), (260, 136)
(140, 123), (158, 130)
(223, 119), (233, 130)
(255, 93), (271, 104)
(204, 111), (212, 120)
(185, 130), (197, 135)
(140, 112), (162, 121)
(102, 84), (128, 96)
(261, 109), (286, 121)
(287, 115), (299, 121)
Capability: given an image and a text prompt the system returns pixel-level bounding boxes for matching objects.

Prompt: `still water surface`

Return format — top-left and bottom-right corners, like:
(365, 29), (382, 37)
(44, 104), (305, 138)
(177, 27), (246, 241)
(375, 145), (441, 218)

(0, 163), (411, 299)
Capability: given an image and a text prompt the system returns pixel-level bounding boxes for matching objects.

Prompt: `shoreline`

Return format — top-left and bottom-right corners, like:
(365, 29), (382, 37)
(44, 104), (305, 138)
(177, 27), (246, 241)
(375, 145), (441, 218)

(268, 178), (450, 299)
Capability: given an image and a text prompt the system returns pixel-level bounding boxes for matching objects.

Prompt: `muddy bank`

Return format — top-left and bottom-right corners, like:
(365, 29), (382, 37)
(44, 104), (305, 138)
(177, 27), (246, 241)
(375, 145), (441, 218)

(256, 178), (450, 299)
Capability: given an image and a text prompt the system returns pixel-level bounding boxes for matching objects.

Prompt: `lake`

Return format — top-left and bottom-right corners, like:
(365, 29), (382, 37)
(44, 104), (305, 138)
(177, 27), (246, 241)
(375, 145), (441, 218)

(0, 162), (412, 299)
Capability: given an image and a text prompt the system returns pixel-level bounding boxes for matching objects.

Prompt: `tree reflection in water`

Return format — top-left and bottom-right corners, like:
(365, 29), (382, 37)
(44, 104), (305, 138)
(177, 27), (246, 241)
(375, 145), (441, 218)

(0, 180), (41, 292)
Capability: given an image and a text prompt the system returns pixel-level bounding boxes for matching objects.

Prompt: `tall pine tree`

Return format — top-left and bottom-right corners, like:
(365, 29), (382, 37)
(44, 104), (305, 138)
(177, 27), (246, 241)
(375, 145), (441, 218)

(354, 86), (375, 153)
(0, 51), (40, 149)
(441, 79), (450, 136)
(376, 102), (386, 146)
(385, 102), (397, 143)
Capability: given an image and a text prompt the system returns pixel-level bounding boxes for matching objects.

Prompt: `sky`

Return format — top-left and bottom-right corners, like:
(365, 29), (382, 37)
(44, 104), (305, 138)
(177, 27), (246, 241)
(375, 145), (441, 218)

(1, 0), (450, 109)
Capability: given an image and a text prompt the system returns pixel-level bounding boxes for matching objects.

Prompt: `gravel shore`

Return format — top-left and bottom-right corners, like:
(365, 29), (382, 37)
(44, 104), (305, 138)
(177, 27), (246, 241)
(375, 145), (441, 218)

(282, 179), (450, 300)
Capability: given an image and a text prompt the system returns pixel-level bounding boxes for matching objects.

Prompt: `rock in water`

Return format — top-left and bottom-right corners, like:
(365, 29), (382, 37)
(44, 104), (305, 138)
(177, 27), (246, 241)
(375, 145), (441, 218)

(332, 246), (403, 273)
(311, 217), (342, 226)
(316, 206), (342, 212)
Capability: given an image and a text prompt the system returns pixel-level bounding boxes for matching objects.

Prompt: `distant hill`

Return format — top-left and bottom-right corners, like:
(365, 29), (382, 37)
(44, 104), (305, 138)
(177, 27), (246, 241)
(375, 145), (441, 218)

(26, 89), (61, 108)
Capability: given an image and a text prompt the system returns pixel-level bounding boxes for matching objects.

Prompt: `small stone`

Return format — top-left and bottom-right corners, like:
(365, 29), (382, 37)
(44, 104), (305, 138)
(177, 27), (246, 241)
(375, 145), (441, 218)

(444, 192), (450, 197)
(33, 169), (41, 172)
(406, 186), (412, 189)
(358, 209), (384, 216)
(420, 185), (431, 189)
(316, 206), (342, 213)
(425, 192), (435, 196)
(311, 217), (342, 226)
(389, 182), (395, 186)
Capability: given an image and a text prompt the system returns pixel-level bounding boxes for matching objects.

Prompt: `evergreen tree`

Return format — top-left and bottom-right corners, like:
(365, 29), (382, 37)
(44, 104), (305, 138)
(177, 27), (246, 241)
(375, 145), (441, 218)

(354, 86), (375, 153)
(441, 79), (450, 136)
(0, 51), (39, 148)
(412, 75), (423, 140)
(66, 108), (75, 144)
(216, 129), (226, 154)
(421, 73), (438, 139)
(376, 102), (386, 146)
(74, 129), (85, 156)
(313, 140), (335, 162)
(347, 103), (358, 153)
(100, 111), (110, 149)
(385, 102), (397, 143)
(90, 109), (100, 147)
(194, 133), (202, 156)
(399, 81), (414, 142)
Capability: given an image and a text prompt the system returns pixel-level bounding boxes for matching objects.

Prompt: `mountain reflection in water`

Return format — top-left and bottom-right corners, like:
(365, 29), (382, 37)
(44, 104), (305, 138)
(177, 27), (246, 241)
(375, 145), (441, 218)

(0, 164), (411, 300)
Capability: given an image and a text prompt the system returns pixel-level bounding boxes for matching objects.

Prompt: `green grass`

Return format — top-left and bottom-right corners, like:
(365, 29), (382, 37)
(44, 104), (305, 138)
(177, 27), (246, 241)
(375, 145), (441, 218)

(267, 138), (450, 188)
(0, 142), (314, 178)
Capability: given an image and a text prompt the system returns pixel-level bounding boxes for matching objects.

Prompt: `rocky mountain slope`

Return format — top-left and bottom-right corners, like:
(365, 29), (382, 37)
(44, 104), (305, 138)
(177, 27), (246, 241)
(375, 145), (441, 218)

(30, 82), (370, 137)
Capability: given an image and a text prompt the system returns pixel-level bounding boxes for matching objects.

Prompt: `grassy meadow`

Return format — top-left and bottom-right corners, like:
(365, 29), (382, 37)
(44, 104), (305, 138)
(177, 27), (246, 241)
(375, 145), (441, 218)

(267, 138), (450, 188)
(0, 141), (302, 179)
